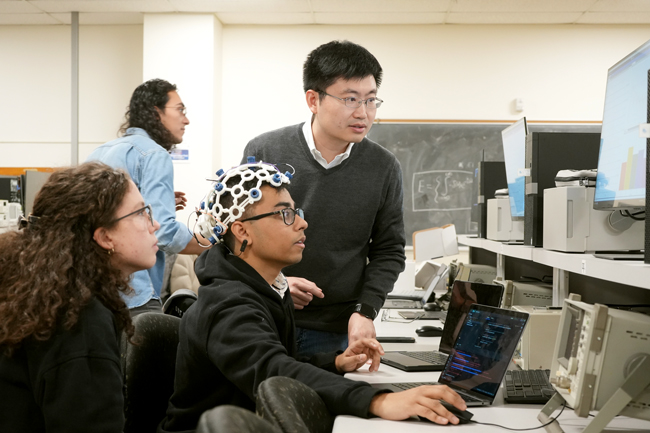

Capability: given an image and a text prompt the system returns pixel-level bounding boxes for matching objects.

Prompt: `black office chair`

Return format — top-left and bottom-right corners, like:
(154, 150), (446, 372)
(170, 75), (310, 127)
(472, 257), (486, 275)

(256, 376), (334, 433)
(196, 405), (282, 433)
(162, 288), (197, 318)
(120, 312), (181, 433)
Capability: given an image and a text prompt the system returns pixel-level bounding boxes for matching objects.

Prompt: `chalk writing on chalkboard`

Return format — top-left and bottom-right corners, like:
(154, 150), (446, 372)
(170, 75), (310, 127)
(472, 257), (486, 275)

(413, 170), (474, 212)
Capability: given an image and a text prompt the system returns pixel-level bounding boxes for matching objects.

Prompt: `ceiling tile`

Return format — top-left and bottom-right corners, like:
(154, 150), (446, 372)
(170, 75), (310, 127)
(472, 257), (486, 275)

(0, 1), (42, 13)
(50, 11), (144, 24)
(216, 12), (313, 24)
(450, 0), (598, 13)
(0, 12), (61, 24)
(311, 0), (451, 13)
(590, 0), (650, 12)
(447, 12), (583, 24)
(168, 0), (311, 13)
(28, 0), (175, 13)
(314, 12), (446, 24)
(577, 11), (650, 23)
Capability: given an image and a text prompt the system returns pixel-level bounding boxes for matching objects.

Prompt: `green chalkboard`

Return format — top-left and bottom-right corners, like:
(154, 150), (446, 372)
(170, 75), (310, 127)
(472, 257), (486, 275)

(367, 121), (601, 244)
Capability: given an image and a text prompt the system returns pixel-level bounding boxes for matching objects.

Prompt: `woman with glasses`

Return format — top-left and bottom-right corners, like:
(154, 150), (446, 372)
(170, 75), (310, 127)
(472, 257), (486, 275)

(0, 162), (160, 433)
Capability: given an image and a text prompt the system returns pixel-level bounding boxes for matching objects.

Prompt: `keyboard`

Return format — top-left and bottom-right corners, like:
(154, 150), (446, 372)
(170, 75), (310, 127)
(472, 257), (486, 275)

(503, 369), (555, 404)
(389, 383), (483, 402)
(398, 351), (449, 364)
(389, 287), (421, 298)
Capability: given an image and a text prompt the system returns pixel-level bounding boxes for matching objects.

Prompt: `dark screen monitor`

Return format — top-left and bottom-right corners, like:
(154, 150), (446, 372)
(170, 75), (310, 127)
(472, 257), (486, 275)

(0, 175), (22, 205)
(501, 118), (528, 220)
(593, 39), (650, 212)
(439, 280), (505, 354)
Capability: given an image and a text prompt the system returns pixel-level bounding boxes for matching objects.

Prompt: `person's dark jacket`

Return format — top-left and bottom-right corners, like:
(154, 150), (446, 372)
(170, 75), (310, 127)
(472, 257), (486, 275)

(0, 297), (124, 433)
(158, 245), (384, 433)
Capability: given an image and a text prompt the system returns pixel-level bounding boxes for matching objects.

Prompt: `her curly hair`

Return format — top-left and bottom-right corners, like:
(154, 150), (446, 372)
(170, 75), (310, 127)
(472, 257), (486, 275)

(0, 162), (135, 356)
(118, 78), (179, 151)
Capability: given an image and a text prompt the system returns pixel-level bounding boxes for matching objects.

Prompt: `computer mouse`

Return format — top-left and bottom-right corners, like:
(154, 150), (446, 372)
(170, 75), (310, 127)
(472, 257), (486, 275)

(423, 302), (442, 311)
(439, 400), (474, 424)
(416, 400), (474, 425)
(415, 325), (443, 337)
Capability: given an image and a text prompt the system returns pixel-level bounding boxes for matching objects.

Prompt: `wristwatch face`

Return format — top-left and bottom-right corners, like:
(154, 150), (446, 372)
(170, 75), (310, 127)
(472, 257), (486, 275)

(355, 303), (377, 320)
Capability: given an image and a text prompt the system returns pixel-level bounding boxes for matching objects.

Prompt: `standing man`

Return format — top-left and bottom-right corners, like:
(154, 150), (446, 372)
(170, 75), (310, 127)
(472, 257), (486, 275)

(243, 41), (406, 357)
(88, 79), (208, 316)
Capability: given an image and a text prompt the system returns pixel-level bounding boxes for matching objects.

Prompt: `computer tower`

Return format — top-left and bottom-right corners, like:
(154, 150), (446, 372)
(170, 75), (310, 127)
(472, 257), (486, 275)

(471, 161), (507, 238)
(524, 132), (601, 247)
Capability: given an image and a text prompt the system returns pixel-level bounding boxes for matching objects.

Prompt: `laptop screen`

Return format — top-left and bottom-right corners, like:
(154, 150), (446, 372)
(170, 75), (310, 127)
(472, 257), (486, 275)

(439, 280), (504, 353)
(438, 305), (529, 398)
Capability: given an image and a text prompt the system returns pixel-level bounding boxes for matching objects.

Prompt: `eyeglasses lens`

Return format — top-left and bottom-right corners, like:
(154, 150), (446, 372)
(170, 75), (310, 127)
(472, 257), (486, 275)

(280, 208), (304, 225)
(144, 205), (154, 227)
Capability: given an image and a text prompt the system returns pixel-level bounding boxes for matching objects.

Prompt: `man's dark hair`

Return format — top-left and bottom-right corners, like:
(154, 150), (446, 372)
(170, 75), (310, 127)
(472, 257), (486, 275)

(303, 40), (383, 94)
(118, 79), (179, 151)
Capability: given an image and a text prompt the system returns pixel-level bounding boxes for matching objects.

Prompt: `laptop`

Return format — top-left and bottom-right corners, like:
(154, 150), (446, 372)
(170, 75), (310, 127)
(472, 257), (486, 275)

(372, 304), (529, 407)
(380, 280), (504, 371)
(383, 264), (448, 309)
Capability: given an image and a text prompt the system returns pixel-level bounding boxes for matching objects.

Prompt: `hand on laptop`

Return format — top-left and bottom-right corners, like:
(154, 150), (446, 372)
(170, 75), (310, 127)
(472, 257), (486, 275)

(335, 338), (385, 373)
(368, 385), (467, 425)
(287, 277), (324, 309)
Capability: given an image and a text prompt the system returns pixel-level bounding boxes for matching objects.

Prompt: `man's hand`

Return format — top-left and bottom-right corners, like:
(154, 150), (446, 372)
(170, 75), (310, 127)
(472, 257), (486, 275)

(287, 277), (324, 310)
(369, 385), (467, 425)
(348, 313), (376, 345)
(335, 338), (384, 373)
(174, 191), (187, 211)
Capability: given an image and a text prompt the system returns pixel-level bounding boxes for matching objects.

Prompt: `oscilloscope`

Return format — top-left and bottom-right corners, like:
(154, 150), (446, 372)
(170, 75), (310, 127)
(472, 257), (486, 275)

(538, 294), (650, 433)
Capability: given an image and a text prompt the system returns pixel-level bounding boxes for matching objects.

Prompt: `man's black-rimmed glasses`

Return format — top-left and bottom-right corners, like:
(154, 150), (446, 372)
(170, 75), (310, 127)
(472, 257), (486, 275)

(240, 207), (304, 226)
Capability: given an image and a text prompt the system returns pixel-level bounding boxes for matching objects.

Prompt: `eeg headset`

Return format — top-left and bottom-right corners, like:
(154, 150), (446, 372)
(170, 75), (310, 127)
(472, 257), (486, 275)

(195, 157), (294, 245)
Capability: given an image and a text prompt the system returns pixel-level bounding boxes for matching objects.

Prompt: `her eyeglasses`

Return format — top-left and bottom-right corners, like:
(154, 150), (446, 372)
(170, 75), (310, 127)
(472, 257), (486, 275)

(111, 204), (154, 227)
(240, 207), (304, 226)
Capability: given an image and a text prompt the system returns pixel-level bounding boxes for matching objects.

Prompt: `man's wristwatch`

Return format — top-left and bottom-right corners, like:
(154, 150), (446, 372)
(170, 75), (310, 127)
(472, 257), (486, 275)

(354, 303), (378, 320)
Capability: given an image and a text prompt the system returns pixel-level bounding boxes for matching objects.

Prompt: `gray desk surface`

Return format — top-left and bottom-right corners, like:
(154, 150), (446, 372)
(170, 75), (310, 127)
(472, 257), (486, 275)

(336, 309), (650, 433)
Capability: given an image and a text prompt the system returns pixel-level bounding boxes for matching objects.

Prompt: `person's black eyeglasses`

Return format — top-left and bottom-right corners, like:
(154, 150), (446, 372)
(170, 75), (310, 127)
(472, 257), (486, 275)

(240, 207), (304, 226)
(321, 92), (383, 109)
(111, 204), (154, 227)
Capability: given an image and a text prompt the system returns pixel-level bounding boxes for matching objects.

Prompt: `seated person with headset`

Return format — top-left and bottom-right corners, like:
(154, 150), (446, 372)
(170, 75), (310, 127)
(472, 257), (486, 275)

(158, 160), (468, 432)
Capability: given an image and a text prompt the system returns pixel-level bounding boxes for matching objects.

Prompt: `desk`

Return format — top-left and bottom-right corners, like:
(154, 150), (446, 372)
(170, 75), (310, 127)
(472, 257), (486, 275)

(335, 311), (650, 433)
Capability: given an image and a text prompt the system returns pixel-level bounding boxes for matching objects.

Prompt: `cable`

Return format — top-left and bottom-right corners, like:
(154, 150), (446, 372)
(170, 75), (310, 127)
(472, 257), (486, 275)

(622, 210), (645, 221)
(187, 210), (212, 249)
(466, 401), (568, 431)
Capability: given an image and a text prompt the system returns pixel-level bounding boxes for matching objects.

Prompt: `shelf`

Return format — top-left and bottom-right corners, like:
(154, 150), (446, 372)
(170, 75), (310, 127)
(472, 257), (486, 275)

(458, 236), (534, 260)
(458, 235), (650, 290)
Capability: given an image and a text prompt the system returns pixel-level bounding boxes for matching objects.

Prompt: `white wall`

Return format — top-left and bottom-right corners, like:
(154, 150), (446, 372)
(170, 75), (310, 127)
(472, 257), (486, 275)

(220, 24), (650, 167)
(0, 24), (142, 166)
(143, 14), (223, 226)
(2, 22), (650, 176)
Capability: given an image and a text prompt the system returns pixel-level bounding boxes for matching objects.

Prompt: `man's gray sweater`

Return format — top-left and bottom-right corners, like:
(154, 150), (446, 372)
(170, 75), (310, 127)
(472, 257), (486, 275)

(243, 123), (406, 333)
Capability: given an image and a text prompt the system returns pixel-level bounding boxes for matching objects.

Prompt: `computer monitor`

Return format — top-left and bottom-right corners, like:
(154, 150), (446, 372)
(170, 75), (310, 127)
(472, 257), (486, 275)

(593, 39), (650, 212)
(0, 175), (22, 205)
(439, 280), (505, 354)
(501, 118), (528, 220)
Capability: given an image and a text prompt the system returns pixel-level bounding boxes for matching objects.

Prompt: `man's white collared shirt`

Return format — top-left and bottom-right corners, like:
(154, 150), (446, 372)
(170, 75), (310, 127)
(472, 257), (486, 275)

(302, 118), (354, 169)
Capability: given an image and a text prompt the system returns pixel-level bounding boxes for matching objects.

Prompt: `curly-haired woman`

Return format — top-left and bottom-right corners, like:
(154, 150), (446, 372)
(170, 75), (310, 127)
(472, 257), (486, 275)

(0, 162), (160, 433)
(87, 78), (208, 316)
